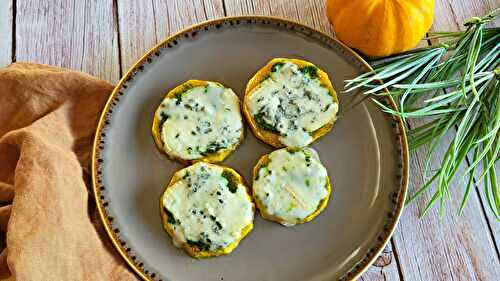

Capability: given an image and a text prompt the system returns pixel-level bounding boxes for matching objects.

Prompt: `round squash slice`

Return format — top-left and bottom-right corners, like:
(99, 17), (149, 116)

(252, 147), (331, 226)
(160, 162), (254, 258)
(152, 80), (244, 164)
(243, 58), (339, 148)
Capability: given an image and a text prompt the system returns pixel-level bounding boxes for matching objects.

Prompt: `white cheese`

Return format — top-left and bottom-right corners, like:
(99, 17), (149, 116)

(247, 61), (338, 147)
(253, 148), (329, 225)
(157, 82), (243, 160)
(162, 163), (254, 251)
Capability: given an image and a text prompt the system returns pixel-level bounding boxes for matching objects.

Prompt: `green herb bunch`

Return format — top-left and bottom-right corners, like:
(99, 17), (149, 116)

(344, 9), (499, 219)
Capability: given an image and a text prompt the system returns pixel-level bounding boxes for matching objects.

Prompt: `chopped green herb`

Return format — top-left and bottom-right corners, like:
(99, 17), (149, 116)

(174, 92), (183, 104)
(221, 170), (238, 193)
(304, 90), (313, 100)
(163, 207), (178, 225)
(254, 112), (279, 134)
(256, 165), (271, 181)
(187, 239), (211, 251)
(159, 112), (169, 124)
(199, 141), (225, 156)
(204, 86), (209, 93)
(215, 221), (223, 229)
(299, 66), (318, 79)
(173, 84), (195, 105)
(271, 62), (285, 72)
(300, 150), (313, 166)
(196, 121), (213, 134)
(199, 232), (212, 244)
(305, 179), (310, 187)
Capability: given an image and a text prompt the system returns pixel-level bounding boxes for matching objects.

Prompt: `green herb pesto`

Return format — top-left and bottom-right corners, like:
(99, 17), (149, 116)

(159, 112), (170, 124)
(187, 239), (211, 251)
(221, 170), (238, 193)
(172, 84), (195, 104)
(255, 164), (271, 181)
(163, 207), (178, 225)
(305, 153), (312, 166)
(174, 92), (183, 104)
(299, 65), (319, 79)
(254, 112), (279, 134)
(271, 62), (285, 72)
(199, 141), (225, 156)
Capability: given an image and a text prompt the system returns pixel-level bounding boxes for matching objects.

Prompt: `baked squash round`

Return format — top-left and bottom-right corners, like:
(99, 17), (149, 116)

(252, 147), (331, 226)
(243, 58), (338, 148)
(160, 162), (254, 258)
(152, 80), (244, 164)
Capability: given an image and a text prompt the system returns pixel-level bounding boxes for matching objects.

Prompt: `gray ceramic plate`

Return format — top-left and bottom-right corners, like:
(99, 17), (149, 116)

(92, 16), (409, 281)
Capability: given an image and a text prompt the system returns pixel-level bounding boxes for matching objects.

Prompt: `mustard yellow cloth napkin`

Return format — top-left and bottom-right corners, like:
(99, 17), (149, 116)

(0, 63), (136, 280)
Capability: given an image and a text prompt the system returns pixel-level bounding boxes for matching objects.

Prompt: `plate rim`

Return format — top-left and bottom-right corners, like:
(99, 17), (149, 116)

(91, 15), (409, 281)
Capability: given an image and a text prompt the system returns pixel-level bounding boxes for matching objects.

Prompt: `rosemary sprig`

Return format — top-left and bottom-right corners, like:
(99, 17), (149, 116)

(344, 9), (500, 219)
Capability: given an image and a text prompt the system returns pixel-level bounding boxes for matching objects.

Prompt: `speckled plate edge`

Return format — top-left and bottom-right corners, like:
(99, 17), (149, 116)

(91, 16), (409, 281)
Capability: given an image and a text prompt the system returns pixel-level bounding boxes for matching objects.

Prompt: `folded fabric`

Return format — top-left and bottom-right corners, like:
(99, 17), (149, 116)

(0, 63), (136, 281)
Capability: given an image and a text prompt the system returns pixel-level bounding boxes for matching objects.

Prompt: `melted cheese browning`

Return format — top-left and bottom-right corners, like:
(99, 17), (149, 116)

(157, 82), (243, 160)
(247, 61), (338, 147)
(254, 148), (329, 225)
(162, 163), (254, 251)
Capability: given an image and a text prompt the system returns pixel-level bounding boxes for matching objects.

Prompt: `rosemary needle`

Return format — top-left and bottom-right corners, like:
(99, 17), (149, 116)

(344, 9), (500, 219)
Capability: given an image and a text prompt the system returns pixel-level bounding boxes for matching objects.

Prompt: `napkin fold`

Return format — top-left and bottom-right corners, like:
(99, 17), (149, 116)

(0, 63), (136, 281)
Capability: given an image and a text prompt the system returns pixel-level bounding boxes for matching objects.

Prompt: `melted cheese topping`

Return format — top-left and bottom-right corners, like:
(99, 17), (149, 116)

(162, 163), (254, 251)
(247, 61), (338, 147)
(253, 148), (329, 225)
(157, 82), (243, 160)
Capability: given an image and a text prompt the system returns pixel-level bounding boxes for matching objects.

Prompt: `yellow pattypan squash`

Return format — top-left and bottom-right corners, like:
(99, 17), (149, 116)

(326, 0), (435, 57)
